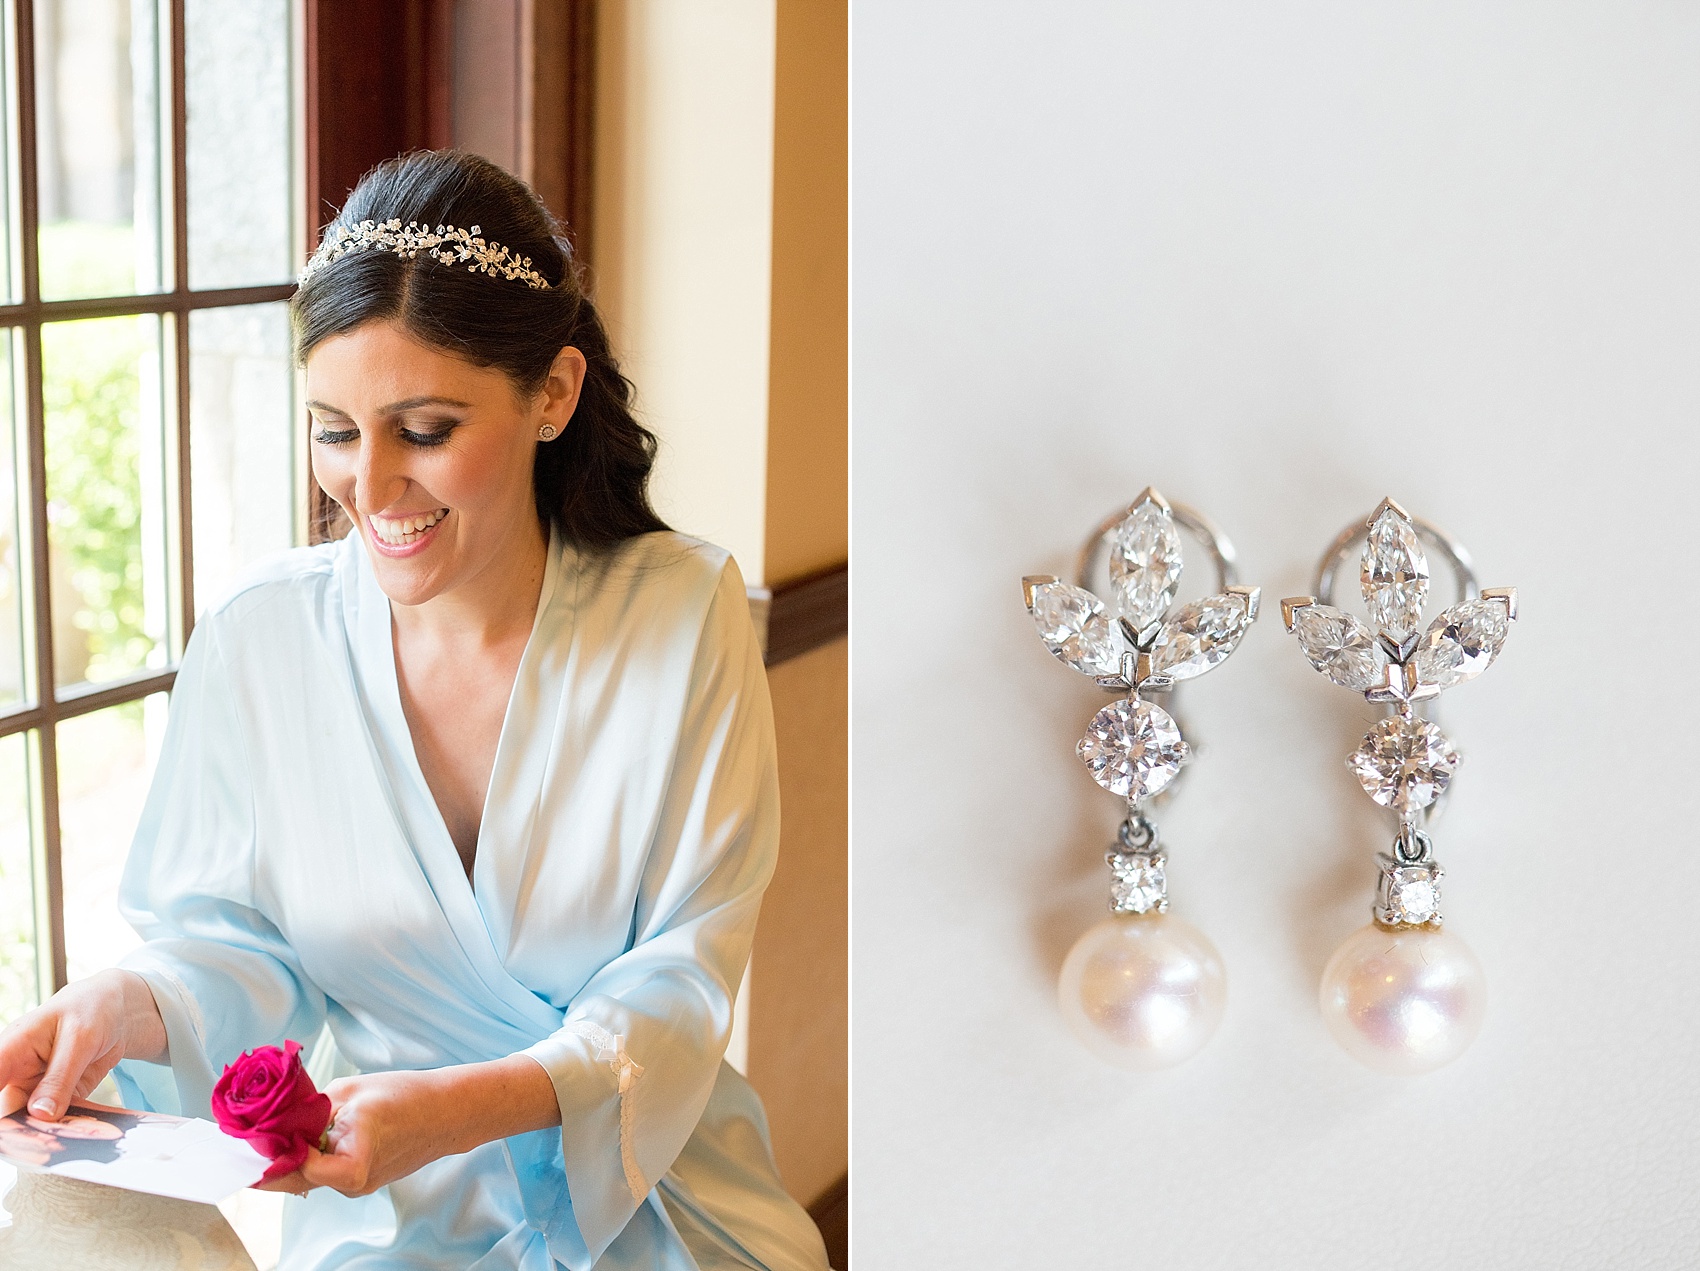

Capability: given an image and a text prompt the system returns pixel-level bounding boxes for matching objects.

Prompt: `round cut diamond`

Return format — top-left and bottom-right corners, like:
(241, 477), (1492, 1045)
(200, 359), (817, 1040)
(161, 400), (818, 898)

(1348, 715), (1459, 813)
(1108, 851), (1167, 914)
(1378, 863), (1443, 926)
(1077, 699), (1188, 802)
(1390, 874), (1438, 923)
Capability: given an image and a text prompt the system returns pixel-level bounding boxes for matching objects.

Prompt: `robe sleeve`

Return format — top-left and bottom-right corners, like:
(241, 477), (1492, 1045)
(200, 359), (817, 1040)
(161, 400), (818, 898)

(510, 557), (781, 1269)
(110, 613), (328, 1118)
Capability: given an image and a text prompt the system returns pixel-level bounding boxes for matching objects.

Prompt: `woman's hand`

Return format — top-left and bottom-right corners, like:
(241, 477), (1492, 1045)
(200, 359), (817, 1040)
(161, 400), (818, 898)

(0, 969), (168, 1120)
(258, 1055), (561, 1198)
(257, 1069), (455, 1197)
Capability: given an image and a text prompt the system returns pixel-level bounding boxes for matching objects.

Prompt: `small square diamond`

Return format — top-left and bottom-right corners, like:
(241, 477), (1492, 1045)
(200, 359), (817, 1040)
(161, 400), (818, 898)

(1377, 858), (1444, 927)
(1108, 850), (1166, 914)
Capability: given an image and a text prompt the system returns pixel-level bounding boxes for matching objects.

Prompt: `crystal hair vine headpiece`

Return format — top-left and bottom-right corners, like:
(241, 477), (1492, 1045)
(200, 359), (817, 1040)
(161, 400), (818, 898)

(297, 218), (552, 290)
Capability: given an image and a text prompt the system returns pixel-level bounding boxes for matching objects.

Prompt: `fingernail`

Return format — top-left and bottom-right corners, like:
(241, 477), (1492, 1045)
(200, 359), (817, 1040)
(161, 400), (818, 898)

(30, 1101), (53, 1117)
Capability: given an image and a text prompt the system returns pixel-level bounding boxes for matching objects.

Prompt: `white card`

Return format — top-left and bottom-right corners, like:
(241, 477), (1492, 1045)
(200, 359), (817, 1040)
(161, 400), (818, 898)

(0, 1095), (270, 1206)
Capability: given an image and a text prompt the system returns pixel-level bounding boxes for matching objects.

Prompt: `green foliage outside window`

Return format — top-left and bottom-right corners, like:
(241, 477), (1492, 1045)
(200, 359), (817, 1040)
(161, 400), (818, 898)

(45, 318), (151, 683)
(0, 229), (154, 1023)
(42, 226), (156, 686)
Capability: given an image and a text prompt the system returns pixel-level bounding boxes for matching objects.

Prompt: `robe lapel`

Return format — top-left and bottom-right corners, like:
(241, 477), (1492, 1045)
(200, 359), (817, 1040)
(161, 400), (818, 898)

(344, 536), (566, 1037)
(472, 532), (578, 958)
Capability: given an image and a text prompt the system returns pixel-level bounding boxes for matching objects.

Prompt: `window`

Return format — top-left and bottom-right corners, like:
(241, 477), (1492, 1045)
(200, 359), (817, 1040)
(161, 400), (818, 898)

(0, 0), (300, 1022)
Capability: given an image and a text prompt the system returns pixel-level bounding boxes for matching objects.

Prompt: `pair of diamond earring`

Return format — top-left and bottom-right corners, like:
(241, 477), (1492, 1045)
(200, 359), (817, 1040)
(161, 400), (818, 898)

(1022, 489), (1517, 1075)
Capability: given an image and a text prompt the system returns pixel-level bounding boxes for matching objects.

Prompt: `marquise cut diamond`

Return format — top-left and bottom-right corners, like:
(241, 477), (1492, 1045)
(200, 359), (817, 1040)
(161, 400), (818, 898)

(1348, 715), (1459, 813)
(1077, 698), (1188, 802)
(1414, 596), (1512, 690)
(1151, 594), (1251, 681)
(1108, 850), (1167, 914)
(1107, 500), (1183, 631)
(1028, 580), (1127, 677)
(1361, 504), (1429, 636)
(1292, 604), (1384, 692)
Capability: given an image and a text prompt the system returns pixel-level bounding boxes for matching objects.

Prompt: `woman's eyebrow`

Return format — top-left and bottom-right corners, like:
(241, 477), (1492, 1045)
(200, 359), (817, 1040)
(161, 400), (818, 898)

(303, 396), (474, 416)
(382, 395), (474, 413)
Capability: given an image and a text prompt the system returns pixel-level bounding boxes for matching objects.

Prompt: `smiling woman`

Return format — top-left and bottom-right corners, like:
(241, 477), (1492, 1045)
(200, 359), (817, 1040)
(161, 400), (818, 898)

(303, 322), (587, 870)
(303, 327), (578, 604)
(294, 152), (667, 555)
(0, 150), (830, 1271)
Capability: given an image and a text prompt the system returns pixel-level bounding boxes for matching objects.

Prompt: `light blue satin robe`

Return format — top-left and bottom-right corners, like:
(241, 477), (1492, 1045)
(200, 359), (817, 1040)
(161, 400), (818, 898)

(111, 529), (829, 1271)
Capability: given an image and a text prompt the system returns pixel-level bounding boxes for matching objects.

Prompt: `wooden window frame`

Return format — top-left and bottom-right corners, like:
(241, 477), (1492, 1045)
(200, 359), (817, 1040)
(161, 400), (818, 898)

(301, 0), (596, 544)
(1, 0), (833, 1001)
(0, 0), (297, 994)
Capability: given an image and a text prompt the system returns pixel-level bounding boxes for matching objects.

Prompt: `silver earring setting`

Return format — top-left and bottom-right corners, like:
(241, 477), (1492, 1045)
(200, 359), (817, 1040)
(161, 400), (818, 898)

(1023, 488), (1259, 1069)
(538, 424), (559, 441)
(1282, 497), (1517, 1074)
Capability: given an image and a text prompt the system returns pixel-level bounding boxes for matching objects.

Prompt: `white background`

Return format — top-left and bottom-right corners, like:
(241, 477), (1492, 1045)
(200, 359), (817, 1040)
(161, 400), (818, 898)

(852, 3), (1700, 1267)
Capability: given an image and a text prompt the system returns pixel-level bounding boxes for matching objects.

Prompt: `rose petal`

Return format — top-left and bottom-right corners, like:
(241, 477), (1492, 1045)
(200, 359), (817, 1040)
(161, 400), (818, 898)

(212, 1043), (333, 1172)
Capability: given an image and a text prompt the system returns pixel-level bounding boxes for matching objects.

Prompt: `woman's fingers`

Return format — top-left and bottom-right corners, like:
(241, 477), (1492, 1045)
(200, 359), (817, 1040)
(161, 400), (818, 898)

(0, 971), (140, 1116)
(0, 1008), (55, 1093)
(26, 1020), (105, 1119)
(244, 1098), (374, 1198)
(252, 1167), (313, 1196)
(323, 1077), (355, 1118)
(301, 1131), (372, 1196)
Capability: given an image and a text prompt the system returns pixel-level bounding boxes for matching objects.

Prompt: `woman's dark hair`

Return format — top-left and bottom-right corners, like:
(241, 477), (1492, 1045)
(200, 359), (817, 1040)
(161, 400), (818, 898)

(291, 149), (668, 551)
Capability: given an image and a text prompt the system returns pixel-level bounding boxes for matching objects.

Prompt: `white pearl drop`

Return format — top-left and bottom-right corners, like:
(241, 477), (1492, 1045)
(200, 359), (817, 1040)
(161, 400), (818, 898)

(1058, 913), (1226, 1070)
(1319, 923), (1486, 1074)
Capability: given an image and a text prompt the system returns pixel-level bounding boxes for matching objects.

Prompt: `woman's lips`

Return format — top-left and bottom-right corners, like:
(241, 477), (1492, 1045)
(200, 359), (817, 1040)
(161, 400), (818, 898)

(366, 508), (448, 557)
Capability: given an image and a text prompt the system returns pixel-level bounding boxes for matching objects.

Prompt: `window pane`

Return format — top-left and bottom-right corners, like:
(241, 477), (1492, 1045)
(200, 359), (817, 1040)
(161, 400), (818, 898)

(190, 303), (296, 609)
(186, 0), (293, 289)
(44, 316), (172, 690)
(0, 333), (27, 709)
(0, 731), (38, 1023)
(0, 4), (18, 304)
(34, 0), (165, 299)
(58, 694), (164, 982)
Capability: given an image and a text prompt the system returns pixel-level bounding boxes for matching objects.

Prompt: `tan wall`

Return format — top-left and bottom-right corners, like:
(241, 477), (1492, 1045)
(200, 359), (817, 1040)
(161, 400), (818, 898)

(591, 0), (848, 1212)
(764, 0), (850, 585)
(591, 0), (777, 585)
(745, 1), (850, 1211)
(749, 638), (848, 1205)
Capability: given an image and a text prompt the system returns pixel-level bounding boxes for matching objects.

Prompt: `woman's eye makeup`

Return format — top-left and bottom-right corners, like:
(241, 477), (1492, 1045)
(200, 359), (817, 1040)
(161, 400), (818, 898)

(309, 417), (461, 446)
(399, 420), (458, 447)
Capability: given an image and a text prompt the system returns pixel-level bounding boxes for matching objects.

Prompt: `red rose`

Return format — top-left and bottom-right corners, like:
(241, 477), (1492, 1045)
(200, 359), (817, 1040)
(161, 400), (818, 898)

(211, 1040), (333, 1182)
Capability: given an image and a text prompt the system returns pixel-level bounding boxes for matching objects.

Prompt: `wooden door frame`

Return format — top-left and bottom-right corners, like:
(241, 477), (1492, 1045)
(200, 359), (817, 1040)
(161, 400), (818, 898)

(300, 0), (596, 545)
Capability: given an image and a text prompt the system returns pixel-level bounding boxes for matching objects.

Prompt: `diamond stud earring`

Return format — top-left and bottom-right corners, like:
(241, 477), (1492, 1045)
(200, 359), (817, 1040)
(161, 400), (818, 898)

(1282, 497), (1517, 1074)
(1022, 488), (1260, 1069)
(538, 424), (559, 441)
